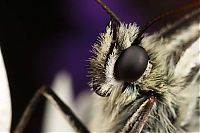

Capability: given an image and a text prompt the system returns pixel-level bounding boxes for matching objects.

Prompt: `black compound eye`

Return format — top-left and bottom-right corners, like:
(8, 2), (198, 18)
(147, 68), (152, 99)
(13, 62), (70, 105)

(114, 45), (149, 82)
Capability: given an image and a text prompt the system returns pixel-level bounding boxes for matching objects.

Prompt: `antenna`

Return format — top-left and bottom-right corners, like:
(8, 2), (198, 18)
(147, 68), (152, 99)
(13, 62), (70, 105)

(95, 0), (121, 25)
(137, 0), (200, 41)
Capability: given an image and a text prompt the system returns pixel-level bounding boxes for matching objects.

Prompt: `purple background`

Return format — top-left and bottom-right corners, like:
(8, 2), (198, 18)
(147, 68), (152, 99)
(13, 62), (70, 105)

(0, 0), (194, 132)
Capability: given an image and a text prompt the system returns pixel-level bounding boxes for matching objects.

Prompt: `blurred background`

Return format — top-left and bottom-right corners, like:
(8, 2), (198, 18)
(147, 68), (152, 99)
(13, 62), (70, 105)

(0, 0), (194, 132)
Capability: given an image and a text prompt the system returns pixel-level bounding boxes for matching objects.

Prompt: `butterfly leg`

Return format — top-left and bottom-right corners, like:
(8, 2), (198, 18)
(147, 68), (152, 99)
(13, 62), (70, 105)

(13, 86), (90, 133)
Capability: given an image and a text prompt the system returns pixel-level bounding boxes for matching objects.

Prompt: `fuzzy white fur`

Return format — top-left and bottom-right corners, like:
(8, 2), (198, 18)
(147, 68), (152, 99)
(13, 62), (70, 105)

(88, 11), (200, 132)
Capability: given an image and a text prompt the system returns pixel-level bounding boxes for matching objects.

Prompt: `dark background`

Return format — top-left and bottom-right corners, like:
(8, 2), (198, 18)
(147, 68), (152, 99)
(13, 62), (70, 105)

(0, 0), (194, 132)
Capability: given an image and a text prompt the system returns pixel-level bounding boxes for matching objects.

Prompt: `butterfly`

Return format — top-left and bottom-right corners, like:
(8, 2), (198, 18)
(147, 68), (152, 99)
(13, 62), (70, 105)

(87, 0), (199, 132)
(8, 0), (200, 133)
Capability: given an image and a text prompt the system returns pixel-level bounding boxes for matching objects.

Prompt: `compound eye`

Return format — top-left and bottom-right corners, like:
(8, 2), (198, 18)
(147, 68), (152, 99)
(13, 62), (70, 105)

(114, 45), (149, 82)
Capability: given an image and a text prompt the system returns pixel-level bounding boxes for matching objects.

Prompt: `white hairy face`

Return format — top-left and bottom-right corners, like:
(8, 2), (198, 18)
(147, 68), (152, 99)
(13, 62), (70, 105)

(88, 9), (200, 133)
